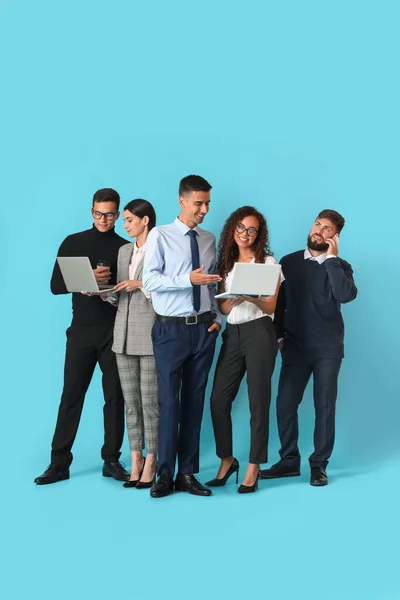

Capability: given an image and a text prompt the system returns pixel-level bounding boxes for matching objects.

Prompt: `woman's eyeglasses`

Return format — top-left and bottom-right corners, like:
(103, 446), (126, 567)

(236, 223), (258, 237)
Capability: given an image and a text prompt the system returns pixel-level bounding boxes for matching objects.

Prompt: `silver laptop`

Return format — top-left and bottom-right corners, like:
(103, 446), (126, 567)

(57, 257), (115, 293)
(215, 262), (281, 299)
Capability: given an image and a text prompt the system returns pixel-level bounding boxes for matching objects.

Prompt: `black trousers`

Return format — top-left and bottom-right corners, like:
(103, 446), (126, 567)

(51, 325), (125, 468)
(277, 356), (342, 469)
(152, 319), (217, 477)
(210, 317), (278, 465)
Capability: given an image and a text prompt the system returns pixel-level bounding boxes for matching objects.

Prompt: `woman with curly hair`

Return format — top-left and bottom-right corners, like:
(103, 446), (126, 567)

(206, 206), (282, 494)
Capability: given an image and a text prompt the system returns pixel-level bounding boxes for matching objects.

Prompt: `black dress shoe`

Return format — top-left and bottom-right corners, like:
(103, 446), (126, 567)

(150, 474), (174, 498)
(102, 461), (130, 481)
(238, 474), (259, 494)
(34, 463), (70, 485)
(259, 460), (300, 480)
(310, 467), (328, 487)
(175, 474), (212, 496)
(206, 458), (239, 487)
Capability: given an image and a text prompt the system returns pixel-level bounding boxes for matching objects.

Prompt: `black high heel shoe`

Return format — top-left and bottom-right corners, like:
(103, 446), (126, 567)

(238, 473), (259, 494)
(136, 458), (157, 489)
(123, 459), (145, 488)
(136, 477), (156, 490)
(123, 479), (139, 488)
(205, 458), (239, 487)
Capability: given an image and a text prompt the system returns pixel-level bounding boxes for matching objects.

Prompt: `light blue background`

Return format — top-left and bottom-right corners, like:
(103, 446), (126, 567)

(2, 1), (399, 599)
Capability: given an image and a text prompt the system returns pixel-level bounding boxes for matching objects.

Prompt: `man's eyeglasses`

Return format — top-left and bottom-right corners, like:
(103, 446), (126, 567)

(92, 209), (118, 221)
(236, 223), (258, 237)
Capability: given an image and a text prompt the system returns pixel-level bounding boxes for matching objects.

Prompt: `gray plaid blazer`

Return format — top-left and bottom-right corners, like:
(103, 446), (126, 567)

(111, 243), (155, 356)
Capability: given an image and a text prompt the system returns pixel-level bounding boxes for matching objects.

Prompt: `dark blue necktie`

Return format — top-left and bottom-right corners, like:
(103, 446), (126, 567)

(187, 229), (200, 312)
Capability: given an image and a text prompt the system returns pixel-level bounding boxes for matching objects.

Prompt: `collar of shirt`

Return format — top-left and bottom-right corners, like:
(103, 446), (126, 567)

(304, 249), (328, 264)
(133, 241), (146, 256)
(174, 217), (199, 236)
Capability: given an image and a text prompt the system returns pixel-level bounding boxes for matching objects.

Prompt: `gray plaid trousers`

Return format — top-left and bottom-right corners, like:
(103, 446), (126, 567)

(115, 353), (159, 454)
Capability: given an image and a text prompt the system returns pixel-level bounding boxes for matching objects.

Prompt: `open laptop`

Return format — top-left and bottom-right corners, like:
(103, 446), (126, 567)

(215, 262), (282, 299)
(57, 257), (115, 293)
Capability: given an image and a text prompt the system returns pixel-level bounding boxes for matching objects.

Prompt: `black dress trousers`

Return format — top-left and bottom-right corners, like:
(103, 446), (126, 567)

(51, 325), (125, 467)
(210, 316), (278, 465)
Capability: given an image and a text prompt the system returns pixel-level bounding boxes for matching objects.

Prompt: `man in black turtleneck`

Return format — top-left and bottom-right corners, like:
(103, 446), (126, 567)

(34, 188), (130, 485)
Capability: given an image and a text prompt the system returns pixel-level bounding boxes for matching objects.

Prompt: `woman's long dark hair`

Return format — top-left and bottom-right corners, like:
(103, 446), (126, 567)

(123, 199), (156, 230)
(217, 206), (273, 280)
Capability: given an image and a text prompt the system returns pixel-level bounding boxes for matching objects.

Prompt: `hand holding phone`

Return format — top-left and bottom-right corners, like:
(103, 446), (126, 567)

(326, 233), (339, 256)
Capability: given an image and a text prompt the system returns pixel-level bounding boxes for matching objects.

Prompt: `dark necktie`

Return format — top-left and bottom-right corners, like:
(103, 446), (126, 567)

(187, 229), (200, 312)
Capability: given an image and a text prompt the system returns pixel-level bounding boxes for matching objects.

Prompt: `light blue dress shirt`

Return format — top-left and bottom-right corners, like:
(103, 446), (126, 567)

(143, 217), (221, 322)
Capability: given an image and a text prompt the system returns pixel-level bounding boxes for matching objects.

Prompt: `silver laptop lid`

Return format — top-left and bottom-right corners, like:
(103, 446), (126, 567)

(229, 262), (281, 296)
(57, 257), (108, 293)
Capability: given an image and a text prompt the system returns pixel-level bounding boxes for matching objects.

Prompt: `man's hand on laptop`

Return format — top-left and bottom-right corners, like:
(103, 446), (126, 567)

(81, 290), (112, 298)
(93, 266), (111, 283)
(190, 265), (222, 286)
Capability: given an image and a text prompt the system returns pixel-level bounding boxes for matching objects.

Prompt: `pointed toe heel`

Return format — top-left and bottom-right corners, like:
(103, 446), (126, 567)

(206, 458), (240, 487)
(238, 474), (259, 494)
(136, 478), (156, 490)
(123, 480), (139, 488)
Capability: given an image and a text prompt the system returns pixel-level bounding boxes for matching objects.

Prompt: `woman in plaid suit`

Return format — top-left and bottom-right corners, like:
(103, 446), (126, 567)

(107, 199), (158, 488)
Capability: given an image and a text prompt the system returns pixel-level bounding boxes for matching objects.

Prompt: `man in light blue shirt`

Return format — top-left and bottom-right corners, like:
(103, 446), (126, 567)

(143, 174), (222, 498)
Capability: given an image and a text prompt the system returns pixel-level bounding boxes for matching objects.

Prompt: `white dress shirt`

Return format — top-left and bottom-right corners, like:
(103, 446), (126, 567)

(304, 249), (336, 263)
(130, 242), (150, 299)
(226, 256), (283, 325)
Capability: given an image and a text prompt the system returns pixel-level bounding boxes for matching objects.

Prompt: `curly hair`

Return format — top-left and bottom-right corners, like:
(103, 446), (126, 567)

(217, 206), (273, 281)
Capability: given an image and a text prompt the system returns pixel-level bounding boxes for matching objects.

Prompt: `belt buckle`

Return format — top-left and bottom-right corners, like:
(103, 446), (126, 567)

(185, 315), (198, 325)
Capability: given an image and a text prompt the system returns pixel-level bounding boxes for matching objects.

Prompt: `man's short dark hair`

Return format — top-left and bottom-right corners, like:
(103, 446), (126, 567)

(92, 188), (120, 211)
(179, 175), (212, 196)
(317, 209), (345, 233)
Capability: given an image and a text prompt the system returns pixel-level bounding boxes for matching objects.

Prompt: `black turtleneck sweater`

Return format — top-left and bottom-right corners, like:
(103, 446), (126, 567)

(50, 225), (129, 326)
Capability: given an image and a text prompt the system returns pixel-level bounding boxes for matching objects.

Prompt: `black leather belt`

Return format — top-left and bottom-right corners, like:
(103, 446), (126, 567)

(155, 311), (215, 325)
